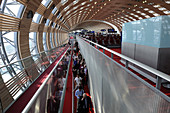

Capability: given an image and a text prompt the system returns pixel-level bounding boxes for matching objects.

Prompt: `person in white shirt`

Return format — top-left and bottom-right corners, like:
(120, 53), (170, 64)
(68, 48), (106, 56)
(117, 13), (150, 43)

(60, 76), (66, 88)
(74, 74), (82, 89)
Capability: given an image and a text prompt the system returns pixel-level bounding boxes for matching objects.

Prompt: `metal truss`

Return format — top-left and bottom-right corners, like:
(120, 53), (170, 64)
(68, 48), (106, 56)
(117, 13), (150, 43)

(0, 0), (24, 77)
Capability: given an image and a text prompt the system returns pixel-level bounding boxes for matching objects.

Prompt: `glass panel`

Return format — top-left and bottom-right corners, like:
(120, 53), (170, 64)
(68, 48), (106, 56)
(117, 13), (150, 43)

(41, 0), (52, 7)
(32, 13), (42, 23)
(61, 0), (68, 5)
(0, 31), (22, 78)
(73, 0), (79, 5)
(52, 7), (57, 14)
(64, 6), (69, 11)
(57, 13), (61, 18)
(29, 32), (39, 61)
(54, 32), (57, 47)
(43, 32), (48, 51)
(3, 32), (16, 56)
(21, 48), (70, 112)
(77, 37), (170, 113)
(50, 33), (54, 48)
(45, 19), (50, 26)
(1, 70), (12, 82)
(0, 0), (24, 18)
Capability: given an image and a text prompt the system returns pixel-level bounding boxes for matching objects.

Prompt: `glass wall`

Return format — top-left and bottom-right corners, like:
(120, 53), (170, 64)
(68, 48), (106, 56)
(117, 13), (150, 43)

(43, 32), (48, 51)
(29, 32), (39, 61)
(41, 0), (52, 7)
(32, 13), (42, 23)
(0, 0), (24, 18)
(50, 33), (54, 48)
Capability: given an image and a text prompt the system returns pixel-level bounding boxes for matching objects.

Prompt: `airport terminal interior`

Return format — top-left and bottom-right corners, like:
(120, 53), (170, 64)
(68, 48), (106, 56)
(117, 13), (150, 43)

(0, 0), (170, 113)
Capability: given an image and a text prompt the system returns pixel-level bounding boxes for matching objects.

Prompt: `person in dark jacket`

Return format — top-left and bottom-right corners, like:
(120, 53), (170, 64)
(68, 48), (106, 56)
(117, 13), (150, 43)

(77, 93), (92, 113)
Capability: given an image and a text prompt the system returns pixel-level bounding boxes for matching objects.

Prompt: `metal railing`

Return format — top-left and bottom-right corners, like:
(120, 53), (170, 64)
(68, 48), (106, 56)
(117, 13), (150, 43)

(21, 47), (69, 113)
(0, 44), (67, 70)
(78, 36), (170, 90)
(72, 70), (74, 113)
(58, 48), (72, 113)
(2, 45), (69, 113)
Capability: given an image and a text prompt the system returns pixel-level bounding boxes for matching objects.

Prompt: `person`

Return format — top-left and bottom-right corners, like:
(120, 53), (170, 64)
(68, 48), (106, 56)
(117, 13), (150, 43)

(78, 93), (92, 113)
(59, 75), (66, 88)
(47, 96), (56, 113)
(75, 86), (84, 112)
(73, 58), (78, 66)
(55, 84), (63, 100)
(75, 86), (84, 99)
(74, 74), (82, 90)
(72, 65), (77, 77)
(56, 63), (63, 78)
(79, 69), (85, 89)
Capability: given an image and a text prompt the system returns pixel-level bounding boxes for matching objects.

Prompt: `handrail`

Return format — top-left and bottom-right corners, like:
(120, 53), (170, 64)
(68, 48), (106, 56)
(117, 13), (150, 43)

(0, 44), (68, 69)
(78, 36), (170, 82)
(21, 47), (69, 113)
(72, 68), (74, 113)
(58, 49), (72, 113)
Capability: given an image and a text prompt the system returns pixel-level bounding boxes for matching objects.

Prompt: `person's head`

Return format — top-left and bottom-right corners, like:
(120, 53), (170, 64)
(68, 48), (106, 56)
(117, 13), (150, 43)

(58, 84), (62, 90)
(78, 86), (82, 91)
(77, 74), (79, 77)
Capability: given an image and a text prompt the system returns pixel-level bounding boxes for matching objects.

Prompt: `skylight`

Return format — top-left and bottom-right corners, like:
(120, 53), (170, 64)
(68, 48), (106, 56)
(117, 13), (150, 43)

(52, 7), (57, 14)
(45, 19), (50, 26)
(81, 2), (86, 5)
(158, 7), (166, 11)
(73, 0), (79, 5)
(41, 0), (52, 7)
(32, 13), (42, 23)
(144, 8), (149, 11)
(64, 6), (69, 11)
(61, 0), (68, 5)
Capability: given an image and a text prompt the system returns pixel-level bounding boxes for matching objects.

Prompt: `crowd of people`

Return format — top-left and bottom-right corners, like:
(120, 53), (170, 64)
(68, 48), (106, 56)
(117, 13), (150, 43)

(73, 42), (93, 113)
(47, 50), (71, 113)
(47, 41), (93, 113)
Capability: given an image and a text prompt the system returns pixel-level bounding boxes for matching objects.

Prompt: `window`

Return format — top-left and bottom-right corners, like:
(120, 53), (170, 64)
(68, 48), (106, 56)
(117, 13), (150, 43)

(52, 7), (57, 14)
(64, 6), (69, 11)
(50, 33), (54, 48)
(43, 32), (48, 51)
(29, 32), (38, 60)
(57, 13), (61, 18)
(41, 0), (52, 7)
(61, 0), (68, 5)
(0, 31), (22, 81)
(32, 13), (42, 23)
(45, 19), (50, 26)
(54, 33), (57, 47)
(0, 0), (24, 18)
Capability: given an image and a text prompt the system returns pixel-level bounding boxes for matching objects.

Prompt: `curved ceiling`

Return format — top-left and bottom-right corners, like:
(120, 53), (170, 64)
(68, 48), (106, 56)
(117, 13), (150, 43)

(70, 20), (113, 32)
(62, 0), (170, 31)
(0, 0), (170, 59)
